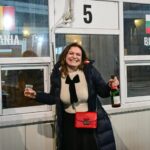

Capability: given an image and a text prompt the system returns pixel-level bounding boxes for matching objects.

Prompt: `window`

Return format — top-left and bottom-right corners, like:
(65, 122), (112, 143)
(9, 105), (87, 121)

(124, 3), (150, 55)
(2, 68), (44, 108)
(124, 2), (150, 102)
(0, 0), (49, 57)
(0, 64), (51, 115)
(0, 0), (52, 116)
(56, 34), (119, 105)
(127, 65), (150, 97)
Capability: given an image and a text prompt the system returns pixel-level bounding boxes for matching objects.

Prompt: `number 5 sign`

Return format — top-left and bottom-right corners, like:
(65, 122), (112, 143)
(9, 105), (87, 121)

(73, 0), (118, 29)
(83, 4), (92, 24)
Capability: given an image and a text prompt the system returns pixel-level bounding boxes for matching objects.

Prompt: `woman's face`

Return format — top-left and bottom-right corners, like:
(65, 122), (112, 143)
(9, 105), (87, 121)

(66, 46), (82, 70)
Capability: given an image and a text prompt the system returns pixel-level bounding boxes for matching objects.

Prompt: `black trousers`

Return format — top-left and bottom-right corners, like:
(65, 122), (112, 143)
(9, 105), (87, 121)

(62, 111), (98, 150)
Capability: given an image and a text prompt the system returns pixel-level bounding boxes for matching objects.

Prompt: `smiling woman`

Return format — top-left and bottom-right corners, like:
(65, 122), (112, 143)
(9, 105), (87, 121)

(65, 47), (82, 72)
(24, 42), (118, 150)
(55, 34), (119, 105)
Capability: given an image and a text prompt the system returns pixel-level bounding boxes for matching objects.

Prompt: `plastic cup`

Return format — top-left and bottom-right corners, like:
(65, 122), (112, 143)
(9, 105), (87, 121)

(25, 84), (33, 89)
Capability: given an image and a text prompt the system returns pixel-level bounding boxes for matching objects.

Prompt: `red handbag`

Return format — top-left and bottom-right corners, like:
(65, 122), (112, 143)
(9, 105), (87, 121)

(75, 112), (97, 128)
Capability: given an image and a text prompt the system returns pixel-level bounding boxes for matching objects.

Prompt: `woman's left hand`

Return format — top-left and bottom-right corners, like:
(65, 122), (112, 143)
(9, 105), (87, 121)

(108, 76), (119, 89)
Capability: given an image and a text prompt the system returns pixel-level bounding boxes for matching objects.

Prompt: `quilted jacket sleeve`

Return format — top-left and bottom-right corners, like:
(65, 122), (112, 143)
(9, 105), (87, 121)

(35, 92), (57, 105)
(91, 65), (111, 98)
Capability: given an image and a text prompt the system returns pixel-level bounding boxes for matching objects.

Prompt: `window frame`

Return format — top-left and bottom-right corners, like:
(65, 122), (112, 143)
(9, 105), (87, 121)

(120, 0), (150, 107)
(0, 63), (51, 116)
(125, 61), (150, 103)
(0, 0), (55, 117)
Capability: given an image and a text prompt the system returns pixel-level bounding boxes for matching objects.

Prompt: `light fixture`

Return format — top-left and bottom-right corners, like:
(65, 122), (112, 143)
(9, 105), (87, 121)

(23, 28), (30, 38)
(134, 19), (144, 28)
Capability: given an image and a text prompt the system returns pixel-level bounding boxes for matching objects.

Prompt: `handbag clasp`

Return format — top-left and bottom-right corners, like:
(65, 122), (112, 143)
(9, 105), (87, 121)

(83, 120), (90, 125)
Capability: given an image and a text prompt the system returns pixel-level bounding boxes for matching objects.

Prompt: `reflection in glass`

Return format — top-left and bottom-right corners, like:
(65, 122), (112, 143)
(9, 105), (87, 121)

(1, 69), (44, 108)
(56, 34), (119, 105)
(127, 66), (150, 97)
(0, 0), (49, 57)
(124, 3), (150, 55)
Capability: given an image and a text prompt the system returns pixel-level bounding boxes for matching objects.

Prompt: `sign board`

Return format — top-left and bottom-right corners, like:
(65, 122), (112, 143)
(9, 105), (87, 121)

(72, 0), (119, 29)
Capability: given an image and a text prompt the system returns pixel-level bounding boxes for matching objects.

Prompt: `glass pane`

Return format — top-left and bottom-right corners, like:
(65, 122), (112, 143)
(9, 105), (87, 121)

(0, 0), (49, 57)
(56, 34), (119, 105)
(1, 69), (44, 108)
(127, 66), (150, 97)
(124, 3), (150, 55)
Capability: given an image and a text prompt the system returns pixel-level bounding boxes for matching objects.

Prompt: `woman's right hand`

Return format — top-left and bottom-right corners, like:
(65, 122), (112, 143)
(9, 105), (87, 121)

(24, 88), (36, 99)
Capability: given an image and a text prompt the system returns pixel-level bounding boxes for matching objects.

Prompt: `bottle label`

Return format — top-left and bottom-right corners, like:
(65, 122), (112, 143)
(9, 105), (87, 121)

(113, 96), (120, 104)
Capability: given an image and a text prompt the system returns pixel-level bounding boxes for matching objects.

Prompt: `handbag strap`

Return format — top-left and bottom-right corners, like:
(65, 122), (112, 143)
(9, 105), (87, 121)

(72, 98), (99, 112)
(71, 99), (98, 112)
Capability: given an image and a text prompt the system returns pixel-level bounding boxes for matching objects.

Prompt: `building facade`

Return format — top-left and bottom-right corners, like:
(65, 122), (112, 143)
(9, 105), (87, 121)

(0, 0), (150, 150)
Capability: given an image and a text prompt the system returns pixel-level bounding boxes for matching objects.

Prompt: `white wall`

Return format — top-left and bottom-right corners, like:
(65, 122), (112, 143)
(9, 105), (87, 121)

(0, 122), (55, 150)
(1, 111), (150, 150)
(110, 110), (150, 150)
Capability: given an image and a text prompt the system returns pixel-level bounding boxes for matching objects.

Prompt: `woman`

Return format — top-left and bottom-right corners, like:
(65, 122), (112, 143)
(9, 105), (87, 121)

(24, 43), (118, 150)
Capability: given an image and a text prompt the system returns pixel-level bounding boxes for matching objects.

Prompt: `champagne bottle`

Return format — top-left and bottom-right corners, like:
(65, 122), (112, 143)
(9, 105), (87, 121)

(110, 75), (121, 107)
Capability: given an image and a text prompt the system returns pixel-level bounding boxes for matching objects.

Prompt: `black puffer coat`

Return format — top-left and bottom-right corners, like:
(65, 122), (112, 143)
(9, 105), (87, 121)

(36, 62), (116, 150)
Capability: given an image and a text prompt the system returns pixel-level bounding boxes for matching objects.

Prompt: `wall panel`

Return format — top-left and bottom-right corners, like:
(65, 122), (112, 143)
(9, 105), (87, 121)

(26, 123), (55, 150)
(0, 126), (25, 150)
(110, 110), (150, 150)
